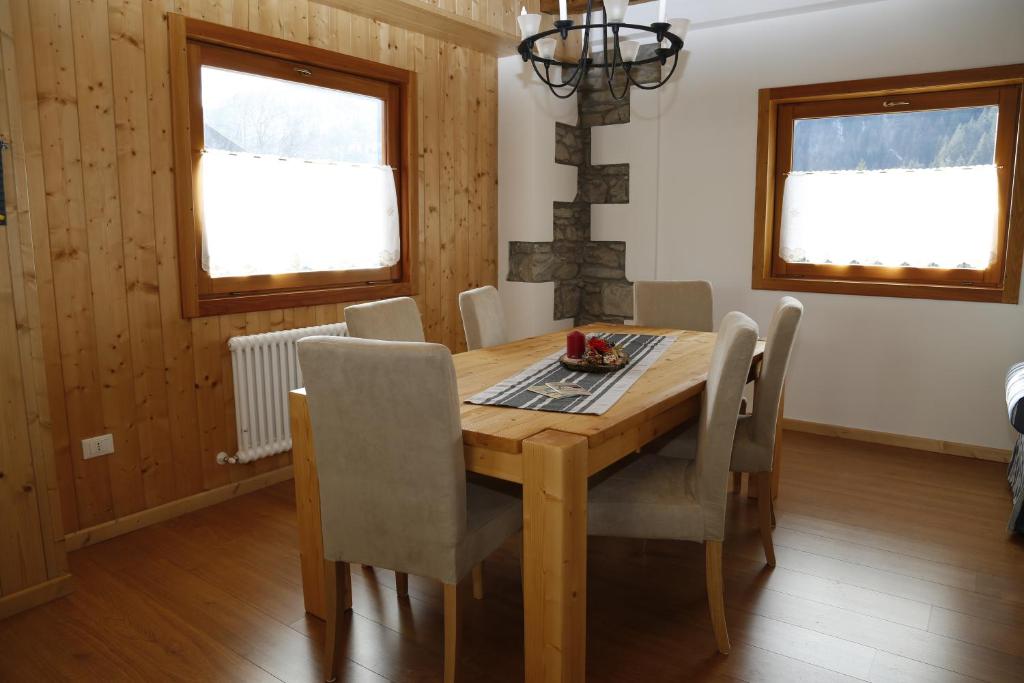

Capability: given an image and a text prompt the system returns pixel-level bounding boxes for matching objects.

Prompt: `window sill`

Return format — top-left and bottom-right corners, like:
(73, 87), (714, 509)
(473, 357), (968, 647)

(187, 280), (415, 317)
(752, 274), (1018, 304)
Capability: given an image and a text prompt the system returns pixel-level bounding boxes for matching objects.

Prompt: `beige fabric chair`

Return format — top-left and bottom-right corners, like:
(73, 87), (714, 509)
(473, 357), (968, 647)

(588, 311), (759, 655)
(298, 336), (522, 682)
(458, 285), (508, 350)
(341, 296), (426, 595)
(655, 297), (804, 567)
(633, 280), (714, 332)
(344, 296), (425, 342)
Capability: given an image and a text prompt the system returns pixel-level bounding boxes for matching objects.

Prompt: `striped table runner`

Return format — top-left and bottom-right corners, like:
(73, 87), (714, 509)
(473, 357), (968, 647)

(466, 333), (676, 415)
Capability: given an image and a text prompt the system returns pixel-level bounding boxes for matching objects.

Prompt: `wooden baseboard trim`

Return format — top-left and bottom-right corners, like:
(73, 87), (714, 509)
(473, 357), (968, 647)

(0, 574), (73, 621)
(65, 465), (294, 552)
(783, 419), (1011, 463)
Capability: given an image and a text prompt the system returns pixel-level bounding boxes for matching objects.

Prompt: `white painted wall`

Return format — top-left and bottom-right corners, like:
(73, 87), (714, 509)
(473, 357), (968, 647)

(654, 0), (1024, 450)
(497, 56), (578, 336)
(499, 0), (1024, 449)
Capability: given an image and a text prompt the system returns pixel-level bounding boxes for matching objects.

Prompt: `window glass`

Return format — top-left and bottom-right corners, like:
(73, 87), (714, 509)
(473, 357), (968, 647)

(200, 65), (384, 164)
(791, 106), (997, 171)
(198, 66), (398, 278)
(781, 106), (1001, 270)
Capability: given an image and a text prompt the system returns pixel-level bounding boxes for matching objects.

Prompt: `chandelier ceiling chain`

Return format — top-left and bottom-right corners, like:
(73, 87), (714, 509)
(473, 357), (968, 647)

(517, 1), (688, 101)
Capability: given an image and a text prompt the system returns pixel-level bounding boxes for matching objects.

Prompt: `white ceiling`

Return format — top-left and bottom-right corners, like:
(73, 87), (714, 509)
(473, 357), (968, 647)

(613, 0), (888, 41)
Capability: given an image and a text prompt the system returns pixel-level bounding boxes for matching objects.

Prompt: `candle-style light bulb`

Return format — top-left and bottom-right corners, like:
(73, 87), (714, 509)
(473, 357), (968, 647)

(672, 18), (691, 41)
(604, 0), (628, 23)
(517, 6), (542, 40)
(657, 0), (667, 23)
(618, 39), (641, 63)
(559, 0), (568, 21)
(536, 37), (557, 60)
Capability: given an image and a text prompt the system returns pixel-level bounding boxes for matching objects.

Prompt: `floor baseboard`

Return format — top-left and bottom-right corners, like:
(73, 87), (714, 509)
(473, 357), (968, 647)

(0, 574), (73, 620)
(64, 465), (294, 552)
(784, 418), (1011, 463)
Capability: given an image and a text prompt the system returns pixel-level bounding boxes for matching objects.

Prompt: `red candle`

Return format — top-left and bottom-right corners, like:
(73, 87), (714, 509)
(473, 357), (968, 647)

(566, 330), (585, 359)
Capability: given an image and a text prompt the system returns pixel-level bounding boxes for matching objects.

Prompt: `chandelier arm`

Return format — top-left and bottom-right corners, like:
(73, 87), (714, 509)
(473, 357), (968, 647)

(604, 38), (631, 102)
(527, 49), (584, 90)
(529, 59), (583, 99)
(625, 48), (680, 91)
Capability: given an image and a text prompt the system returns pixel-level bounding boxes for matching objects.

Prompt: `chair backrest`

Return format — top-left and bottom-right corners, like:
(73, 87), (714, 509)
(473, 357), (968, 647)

(459, 285), (509, 350)
(750, 296), (804, 450)
(297, 336), (466, 580)
(633, 280), (714, 332)
(694, 311), (758, 540)
(344, 297), (425, 342)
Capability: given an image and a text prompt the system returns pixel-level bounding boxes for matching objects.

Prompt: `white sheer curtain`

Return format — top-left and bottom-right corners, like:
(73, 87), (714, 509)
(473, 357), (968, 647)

(200, 149), (400, 278)
(779, 165), (1000, 270)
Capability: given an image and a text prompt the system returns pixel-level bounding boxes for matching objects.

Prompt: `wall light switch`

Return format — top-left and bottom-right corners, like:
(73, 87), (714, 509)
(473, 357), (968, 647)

(82, 434), (114, 460)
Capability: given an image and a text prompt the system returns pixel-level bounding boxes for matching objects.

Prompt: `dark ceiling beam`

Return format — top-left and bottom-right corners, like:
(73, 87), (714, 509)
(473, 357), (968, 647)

(538, 0), (655, 15)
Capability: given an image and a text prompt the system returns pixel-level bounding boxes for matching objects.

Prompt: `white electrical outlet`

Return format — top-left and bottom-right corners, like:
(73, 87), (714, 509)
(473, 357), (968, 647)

(82, 434), (114, 460)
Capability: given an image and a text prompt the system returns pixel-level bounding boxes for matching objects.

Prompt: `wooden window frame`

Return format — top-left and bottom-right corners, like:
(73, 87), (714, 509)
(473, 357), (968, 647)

(752, 64), (1024, 303)
(169, 14), (418, 317)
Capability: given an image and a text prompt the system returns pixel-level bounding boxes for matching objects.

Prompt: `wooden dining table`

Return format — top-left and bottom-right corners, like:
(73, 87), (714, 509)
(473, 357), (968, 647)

(288, 323), (770, 682)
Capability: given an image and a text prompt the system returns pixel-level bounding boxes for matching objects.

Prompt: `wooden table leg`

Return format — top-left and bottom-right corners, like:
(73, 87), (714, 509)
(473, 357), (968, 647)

(522, 430), (589, 683)
(291, 391), (327, 620)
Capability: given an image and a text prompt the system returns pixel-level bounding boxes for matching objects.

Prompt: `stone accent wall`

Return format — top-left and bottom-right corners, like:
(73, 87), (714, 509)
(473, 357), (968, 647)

(507, 48), (660, 325)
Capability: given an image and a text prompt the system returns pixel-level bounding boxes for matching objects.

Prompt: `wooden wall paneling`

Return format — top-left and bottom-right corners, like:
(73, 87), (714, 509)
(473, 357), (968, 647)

(453, 43), (471, 352)
(420, 35), (443, 343)
(19, 0), (509, 541)
(7, 0), (70, 566)
(334, 3), (353, 54)
(484, 53), (498, 285)
(466, 49), (481, 308)
(190, 0), (246, 24)
(487, 0), (500, 32)
(28, 0), (114, 530)
(108, 0), (177, 509)
(350, 10), (370, 58)
(313, 0), (520, 56)
(69, 0), (148, 518)
(190, 316), (232, 490)
(142, 0), (205, 503)
(0, 0), (69, 604)
(0, 38), (49, 598)
(439, 42), (457, 350)
(217, 312), (246, 481)
(308, 2), (336, 49)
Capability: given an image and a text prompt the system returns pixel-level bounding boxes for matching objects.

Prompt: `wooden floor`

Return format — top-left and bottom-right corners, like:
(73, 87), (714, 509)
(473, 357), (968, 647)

(1, 431), (1022, 682)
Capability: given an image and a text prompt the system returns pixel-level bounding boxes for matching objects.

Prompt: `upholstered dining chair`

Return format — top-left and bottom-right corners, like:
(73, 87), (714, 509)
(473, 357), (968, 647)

(632, 280), (714, 332)
(588, 311), (759, 655)
(297, 336), (523, 683)
(458, 285), (509, 350)
(654, 297), (804, 568)
(729, 296), (803, 564)
(344, 296), (425, 342)
(342, 296), (427, 595)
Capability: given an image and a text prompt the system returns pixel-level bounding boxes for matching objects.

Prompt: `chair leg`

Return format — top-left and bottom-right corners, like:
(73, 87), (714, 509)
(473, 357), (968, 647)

(731, 472), (743, 494)
(324, 560), (351, 682)
(756, 472), (777, 567)
(443, 582), (461, 683)
(704, 541), (731, 655)
(472, 563), (484, 600)
(770, 495), (777, 528)
(395, 572), (409, 597)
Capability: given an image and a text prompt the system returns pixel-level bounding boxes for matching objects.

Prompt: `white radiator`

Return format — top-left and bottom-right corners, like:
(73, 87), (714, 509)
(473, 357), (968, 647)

(220, 322), (348, 464)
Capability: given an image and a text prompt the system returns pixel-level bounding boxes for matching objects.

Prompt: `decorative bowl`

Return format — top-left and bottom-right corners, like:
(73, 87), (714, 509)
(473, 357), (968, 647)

(559, 350), (630, 374)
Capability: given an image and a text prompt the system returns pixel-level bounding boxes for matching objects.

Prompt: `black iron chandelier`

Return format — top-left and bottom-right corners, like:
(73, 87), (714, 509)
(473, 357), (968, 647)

(517, 0), (688, 101)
